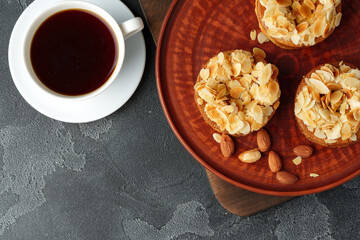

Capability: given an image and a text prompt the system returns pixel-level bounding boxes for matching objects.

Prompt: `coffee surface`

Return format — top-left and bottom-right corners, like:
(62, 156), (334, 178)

(31, 9), (118, 96)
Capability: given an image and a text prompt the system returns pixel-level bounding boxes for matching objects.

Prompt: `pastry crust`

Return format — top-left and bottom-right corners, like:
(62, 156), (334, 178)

(295, 62), (360, 147)
(194, 50), (281, 137)
(255, 0), (342, 49)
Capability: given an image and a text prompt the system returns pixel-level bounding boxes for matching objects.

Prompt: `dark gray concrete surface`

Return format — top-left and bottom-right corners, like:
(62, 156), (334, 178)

(0, 0), (360, 239)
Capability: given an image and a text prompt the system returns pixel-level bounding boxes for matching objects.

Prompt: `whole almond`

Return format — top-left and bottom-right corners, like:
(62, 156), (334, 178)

(268, 151), (282, 173)
(293, 145), (313, 158)
(257, 129), (271, 152)
(276, 171), (298, 184)
(220, 134), (234, 157)
(238, 149), (261, 163)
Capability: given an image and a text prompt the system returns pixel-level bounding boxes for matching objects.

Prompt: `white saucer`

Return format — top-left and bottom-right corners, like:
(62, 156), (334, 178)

(8, 0), (146, 123)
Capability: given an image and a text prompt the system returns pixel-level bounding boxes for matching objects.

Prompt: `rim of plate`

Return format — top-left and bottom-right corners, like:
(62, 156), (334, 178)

(155, 0), (360, 196)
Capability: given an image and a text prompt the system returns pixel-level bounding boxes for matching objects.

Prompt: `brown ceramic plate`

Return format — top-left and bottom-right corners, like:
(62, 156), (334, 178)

(156, 0), (360, 196)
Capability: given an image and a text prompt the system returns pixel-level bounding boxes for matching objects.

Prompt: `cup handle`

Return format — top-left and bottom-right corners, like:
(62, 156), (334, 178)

(119, 17), (144, 39)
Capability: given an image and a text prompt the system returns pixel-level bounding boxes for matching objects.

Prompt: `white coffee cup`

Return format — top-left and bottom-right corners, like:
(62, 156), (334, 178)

(23, 1), (144, 101)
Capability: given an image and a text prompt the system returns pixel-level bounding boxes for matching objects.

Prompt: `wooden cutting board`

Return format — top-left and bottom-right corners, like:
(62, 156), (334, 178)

(139, 0), (293, 216)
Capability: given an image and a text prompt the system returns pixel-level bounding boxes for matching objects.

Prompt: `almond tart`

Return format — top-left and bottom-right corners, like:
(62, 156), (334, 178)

(294, 62), (360, 147)
(194, 49), (281, 137)
(255, 0), (342, 49)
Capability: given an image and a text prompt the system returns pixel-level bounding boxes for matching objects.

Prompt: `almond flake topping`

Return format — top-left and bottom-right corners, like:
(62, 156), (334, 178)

(195, 50), (281, 135)
(259, 0), (342, 46)
(295, 62), (360, 144)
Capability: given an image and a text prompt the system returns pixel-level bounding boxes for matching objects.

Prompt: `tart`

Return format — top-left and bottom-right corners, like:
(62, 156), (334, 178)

(255, 0), (342, 49)
(294, 62), (360, 147)
(194, 49), (281, 137)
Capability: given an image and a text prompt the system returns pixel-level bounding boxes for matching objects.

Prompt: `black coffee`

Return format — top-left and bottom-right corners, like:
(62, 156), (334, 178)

(30, 9), (118, 96)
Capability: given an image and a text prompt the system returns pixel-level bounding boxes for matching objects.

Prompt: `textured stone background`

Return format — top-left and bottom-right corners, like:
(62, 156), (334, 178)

(0, 0), (359, 239)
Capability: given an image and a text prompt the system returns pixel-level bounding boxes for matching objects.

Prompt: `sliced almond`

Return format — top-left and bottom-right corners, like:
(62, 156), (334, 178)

(304, 0), (315, 10)
(239, 121), (251, 135)
(230, 87), (245, 99)
(250, 30), (257, 41)
(327, 83), (342, 91)
(340, 64), (351, 73)
(350, 134), (357, 141)
(314, 4), (324, 18)
(341, 123), (352, 140)
(310, 173), (319, 178)
(330, 91), (343, 105)
(258, 32), (269, 44)
(296, 22), (309, 34)
(241, 91), (251, 105)
(335, 12), (342, 27)
(276, 0), (292, 6)
(300, 5), (312, 20)
(311, 73), (322, 81)
(354, 110), (360, 121)
(200, 68), (210, 80)
(323, 24), (330, 37)
(252, 47), (266, 59)
(217, 83), (226, 92)
(339, 101), (347, 115)
(194, 82), (205, 91)
(271, 65), (279, 79)
(213, 133), (222, 143)
(344, 77), (360, 88)
(314, 17), (326, 37)
(222, 105), (234, 113)
(259, 64), (273, 85)
(216, 88), (227, 100)
(268, 81), (280, 99)
(333, 67), (340, 78)
(232, 63), (242, 77)
(315, 129), (326, 139)
(217, 52), (225, 65)
(292, 1), (301, 16)
(251, 121), (263, 131)
(277, 28), (289, 36)
(294, 101), (302, 115)
(291, 35), (301, 45)
(297, 91), (305, 106)
(309, 78), (330, 94)
(343, 73), (355, 79)
(252, 105), (264, 124)
(321, 65), (334, 75)
(241, 57), (252, 74)
(208, 63), (218, 77)
(313, 90), (321, 102)
(346, 112), (357, 124)
(292, 156), (302, 166)
(228, 80), (241, 89)
(325, 92), (331, 109)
